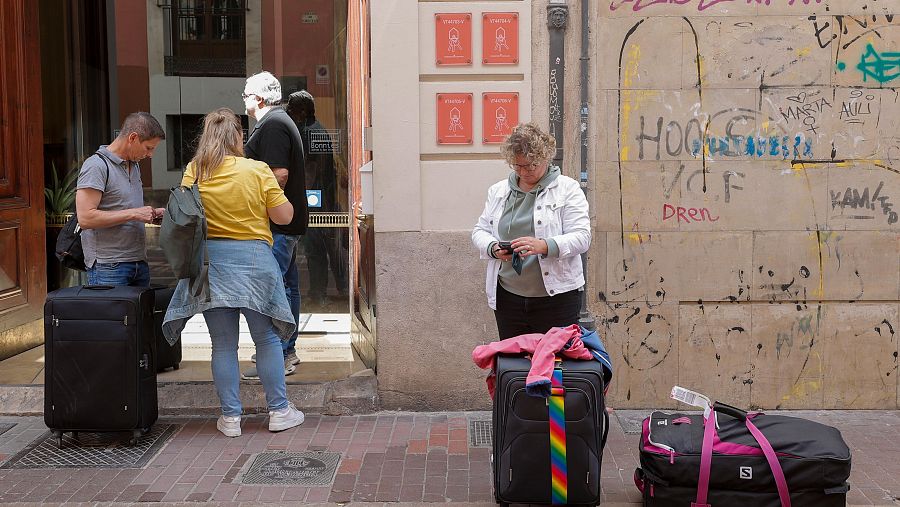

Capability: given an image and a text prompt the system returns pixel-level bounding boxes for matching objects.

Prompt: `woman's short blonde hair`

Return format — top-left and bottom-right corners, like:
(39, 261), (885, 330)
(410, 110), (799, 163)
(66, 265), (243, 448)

(500, 122), (556, 165)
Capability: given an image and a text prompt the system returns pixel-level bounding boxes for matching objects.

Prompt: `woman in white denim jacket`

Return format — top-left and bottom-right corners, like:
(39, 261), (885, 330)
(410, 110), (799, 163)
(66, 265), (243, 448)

(472, 123), (591, 339)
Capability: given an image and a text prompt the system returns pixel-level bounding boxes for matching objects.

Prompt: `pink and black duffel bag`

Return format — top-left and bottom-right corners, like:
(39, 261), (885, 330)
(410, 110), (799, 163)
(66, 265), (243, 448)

(634, 402), (851, 507)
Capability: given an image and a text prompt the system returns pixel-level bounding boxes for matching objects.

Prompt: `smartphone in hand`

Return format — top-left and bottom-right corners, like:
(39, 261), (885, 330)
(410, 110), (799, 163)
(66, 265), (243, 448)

(497, 241), (514, 254)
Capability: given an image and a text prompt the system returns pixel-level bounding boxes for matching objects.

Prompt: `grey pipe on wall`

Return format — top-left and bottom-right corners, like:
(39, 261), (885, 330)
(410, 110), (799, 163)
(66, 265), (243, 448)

(577, 0), (595, 331)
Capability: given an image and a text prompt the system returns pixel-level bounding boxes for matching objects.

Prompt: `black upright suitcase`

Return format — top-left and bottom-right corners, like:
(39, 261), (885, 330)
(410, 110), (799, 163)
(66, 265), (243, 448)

(493, 355), (609, 506)
(44, 285), (159, 446)
(152, 286), (181, 372)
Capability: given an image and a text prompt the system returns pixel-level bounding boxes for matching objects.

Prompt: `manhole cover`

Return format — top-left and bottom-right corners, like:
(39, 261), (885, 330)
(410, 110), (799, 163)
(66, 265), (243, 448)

(241, 452), (340, 485)
(470, 420), (492, 447)
(0, 424), (177, 469)
(0, 423), (15, 437)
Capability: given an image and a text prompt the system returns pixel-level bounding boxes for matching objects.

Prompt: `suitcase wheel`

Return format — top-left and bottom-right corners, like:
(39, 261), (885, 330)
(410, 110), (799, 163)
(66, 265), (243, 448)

(130, 428), (149, 446)
(51, 430), (63, 449)
(173, 363), (180, 370)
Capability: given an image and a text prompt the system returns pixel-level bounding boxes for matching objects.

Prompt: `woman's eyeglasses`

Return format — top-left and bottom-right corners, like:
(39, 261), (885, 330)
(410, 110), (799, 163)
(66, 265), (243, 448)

(511, 161), (540, 170)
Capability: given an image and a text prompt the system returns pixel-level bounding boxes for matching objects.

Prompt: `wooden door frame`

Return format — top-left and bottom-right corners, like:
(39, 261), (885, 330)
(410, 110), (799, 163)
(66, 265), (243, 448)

(0, 0), (46, 334)
(347, 0), (374, 368)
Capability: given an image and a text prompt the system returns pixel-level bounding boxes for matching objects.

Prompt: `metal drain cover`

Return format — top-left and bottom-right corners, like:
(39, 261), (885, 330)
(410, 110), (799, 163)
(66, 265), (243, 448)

(241, 452), (340, 485)
(0, 424), (177, 469)
(469, 420), (492, 447)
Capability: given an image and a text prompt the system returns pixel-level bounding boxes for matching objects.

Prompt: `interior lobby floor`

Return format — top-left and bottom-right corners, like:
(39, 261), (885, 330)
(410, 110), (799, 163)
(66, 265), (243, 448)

(0, 312), (368, 386)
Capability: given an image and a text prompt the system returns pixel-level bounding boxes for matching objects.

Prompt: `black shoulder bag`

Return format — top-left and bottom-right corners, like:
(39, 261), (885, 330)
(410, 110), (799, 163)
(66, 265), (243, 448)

(54, 152), (112, 271)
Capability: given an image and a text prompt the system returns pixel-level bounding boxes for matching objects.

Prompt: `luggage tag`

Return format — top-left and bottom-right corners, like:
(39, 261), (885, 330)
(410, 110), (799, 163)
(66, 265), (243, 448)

(670, 386), (717, 428)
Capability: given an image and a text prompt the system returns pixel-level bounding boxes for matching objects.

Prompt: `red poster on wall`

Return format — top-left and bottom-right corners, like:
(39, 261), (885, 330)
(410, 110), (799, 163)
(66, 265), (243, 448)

(482, 12), (518, 65)
(482, 93), (518, 144)
(437, 93), (473, 145)
(435, 13), (472, 66)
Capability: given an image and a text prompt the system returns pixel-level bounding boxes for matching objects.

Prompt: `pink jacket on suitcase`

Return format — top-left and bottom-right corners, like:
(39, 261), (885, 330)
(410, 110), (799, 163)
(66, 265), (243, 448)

(472, 324), (594, 398)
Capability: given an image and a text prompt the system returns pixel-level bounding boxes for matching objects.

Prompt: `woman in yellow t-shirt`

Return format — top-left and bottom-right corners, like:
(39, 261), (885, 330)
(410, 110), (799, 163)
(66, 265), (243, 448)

(163, 108), (305, 437)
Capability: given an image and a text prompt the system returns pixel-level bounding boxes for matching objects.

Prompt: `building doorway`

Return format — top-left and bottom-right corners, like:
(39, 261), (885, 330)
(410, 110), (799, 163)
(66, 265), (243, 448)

(0, 0), (374, 390)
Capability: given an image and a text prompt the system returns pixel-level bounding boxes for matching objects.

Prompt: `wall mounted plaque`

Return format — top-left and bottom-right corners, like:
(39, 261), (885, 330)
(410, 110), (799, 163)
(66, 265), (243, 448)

(437, 93), (473, 145)
(482, 93), (519, 144)
(435, 13), (472, 66)
(482, 12), (518, 65)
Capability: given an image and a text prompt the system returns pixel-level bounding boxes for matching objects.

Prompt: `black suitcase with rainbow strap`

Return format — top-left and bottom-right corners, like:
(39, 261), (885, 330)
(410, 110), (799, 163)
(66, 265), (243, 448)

(492, 355), (610, 506)
(634, 397), (851, 506)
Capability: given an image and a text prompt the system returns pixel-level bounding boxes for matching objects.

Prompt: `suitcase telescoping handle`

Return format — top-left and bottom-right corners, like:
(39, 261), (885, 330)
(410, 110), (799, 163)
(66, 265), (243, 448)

(694, 403), (791, 507)
(712, 402), (747, 421)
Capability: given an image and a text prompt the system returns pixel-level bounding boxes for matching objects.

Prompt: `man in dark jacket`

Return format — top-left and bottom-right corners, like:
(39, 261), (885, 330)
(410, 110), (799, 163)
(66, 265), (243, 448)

(240, 72), (308, 379)
(285, 91), (347, 308)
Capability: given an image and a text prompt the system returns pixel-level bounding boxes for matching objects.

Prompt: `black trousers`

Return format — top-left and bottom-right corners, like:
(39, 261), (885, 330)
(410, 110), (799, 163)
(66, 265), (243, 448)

(493, 284), (582, 339)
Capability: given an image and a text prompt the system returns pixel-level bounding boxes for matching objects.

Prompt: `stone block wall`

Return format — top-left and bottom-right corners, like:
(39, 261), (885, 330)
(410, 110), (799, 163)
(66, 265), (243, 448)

(592, 1), (899, 408)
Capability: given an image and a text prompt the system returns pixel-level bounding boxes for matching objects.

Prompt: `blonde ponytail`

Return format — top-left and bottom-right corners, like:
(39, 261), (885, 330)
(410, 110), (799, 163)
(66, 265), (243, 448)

(190, 108), (244, 181)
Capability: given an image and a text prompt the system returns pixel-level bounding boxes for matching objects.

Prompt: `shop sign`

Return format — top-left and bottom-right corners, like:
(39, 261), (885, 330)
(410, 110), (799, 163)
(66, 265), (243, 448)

(482, 12), (518, 65)
(302, 13), (318, 24)
(436, 93), (473, 145)
(482, 92), (518, 144)
(435, 13), (472, 66)
(309, 129), (341, 154)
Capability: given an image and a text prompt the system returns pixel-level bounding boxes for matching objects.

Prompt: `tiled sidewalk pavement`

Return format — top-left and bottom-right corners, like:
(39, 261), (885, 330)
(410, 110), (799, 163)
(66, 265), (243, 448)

(0, 411), (898, 505)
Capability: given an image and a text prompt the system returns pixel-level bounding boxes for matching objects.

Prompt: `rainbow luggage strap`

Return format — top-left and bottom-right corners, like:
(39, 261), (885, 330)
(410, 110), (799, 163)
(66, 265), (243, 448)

(549, 361), (567, 504)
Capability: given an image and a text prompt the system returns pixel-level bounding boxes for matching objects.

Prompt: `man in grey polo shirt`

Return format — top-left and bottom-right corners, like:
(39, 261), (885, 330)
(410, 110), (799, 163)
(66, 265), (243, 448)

(75, 112), (166, 287)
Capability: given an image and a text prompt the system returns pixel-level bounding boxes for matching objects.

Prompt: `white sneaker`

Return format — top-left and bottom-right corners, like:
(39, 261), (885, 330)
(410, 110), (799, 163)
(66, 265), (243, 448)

(268, 403), (305, 432)
(217, 415), (241, 437)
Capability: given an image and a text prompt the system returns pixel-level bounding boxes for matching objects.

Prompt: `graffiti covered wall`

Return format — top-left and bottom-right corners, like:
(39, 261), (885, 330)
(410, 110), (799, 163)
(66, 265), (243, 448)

(592, 1), (899, 408)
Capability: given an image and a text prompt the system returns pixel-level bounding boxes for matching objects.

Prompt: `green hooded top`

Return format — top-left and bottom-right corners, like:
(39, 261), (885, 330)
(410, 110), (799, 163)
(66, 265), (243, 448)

(497, 165), (561, 297)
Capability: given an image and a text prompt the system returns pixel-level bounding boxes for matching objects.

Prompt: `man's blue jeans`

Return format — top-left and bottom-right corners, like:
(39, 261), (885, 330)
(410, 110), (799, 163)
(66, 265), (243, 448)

(87, 260), (151, 287)
(272, 233), (301, 358)
(202, 307), (288, 416)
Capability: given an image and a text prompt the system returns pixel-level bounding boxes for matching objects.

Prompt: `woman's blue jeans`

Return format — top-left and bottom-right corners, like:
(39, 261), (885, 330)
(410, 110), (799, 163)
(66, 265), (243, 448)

(202, 307), (289, 416)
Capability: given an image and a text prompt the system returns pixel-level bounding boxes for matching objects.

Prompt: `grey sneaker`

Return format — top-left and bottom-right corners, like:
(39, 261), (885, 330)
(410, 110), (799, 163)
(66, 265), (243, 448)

(252, 353), (298, 365)
(217, 415), (241, 437)
(268, 403), (305, 432)
(241, 362), (295, 380)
